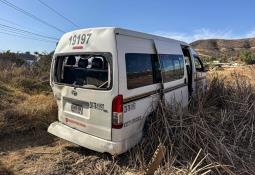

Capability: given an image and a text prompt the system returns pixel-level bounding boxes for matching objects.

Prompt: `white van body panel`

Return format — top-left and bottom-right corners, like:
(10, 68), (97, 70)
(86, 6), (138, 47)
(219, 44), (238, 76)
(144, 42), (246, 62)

(48, 121), (142, 155)
(51, 28), (119, 141)
(55, 27), (117, 54)
(48, 27), (206, 155)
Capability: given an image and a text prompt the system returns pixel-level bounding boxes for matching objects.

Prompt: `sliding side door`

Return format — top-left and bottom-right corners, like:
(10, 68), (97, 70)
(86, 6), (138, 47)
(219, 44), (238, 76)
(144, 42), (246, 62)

(154, 40), (189, 107)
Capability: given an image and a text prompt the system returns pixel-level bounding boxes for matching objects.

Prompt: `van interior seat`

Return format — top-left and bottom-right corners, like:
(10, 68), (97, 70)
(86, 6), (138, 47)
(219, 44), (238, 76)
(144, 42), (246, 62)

(66, 56), (76, 66)
(81, 58), (107, 86)
(92, 58), (103, 69)
(63, 56), (76, 84)
(71, 59), (89, 85)
(63, 56), (108, 87)
(78, 59), (88, 68)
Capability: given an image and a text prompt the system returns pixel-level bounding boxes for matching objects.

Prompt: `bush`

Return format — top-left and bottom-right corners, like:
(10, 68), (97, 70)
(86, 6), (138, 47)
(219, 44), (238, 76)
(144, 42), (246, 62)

(0, 51), (26, 69)
(0, 57), (52, 94)
(31, 52), (53, 77)
(240, 51), (255, 65)
(13, 76), (51, 93)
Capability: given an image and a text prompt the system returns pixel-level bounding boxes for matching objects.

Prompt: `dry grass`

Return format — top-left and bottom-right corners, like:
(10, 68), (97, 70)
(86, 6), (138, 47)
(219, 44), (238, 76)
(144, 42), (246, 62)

(61, 67), (254, 175)
(1, 66), (255, 174)
(118, 67), (255, 174)
(0, 66), (50, 93)
(210, 65), (255, 85)
(0, 92), (57, 136)
(16, 94), (57, 126)
(0, 65), (57, 136)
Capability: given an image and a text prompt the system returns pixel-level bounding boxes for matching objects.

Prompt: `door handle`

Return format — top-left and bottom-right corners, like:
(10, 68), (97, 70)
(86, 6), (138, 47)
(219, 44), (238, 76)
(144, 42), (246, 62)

(156, 88), (164, 94)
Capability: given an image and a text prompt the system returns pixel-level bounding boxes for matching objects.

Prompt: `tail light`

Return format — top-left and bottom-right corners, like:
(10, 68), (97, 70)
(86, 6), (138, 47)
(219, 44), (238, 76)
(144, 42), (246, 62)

(112, 95), (123, 129)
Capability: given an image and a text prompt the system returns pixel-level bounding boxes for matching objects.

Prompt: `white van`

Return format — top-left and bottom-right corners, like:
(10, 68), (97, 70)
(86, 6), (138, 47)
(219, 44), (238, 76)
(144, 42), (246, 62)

(48, 27), (207, 155)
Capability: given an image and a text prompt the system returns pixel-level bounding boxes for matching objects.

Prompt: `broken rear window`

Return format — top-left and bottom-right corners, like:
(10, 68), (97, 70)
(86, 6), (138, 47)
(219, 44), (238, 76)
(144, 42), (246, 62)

(54, 53), (112, 90)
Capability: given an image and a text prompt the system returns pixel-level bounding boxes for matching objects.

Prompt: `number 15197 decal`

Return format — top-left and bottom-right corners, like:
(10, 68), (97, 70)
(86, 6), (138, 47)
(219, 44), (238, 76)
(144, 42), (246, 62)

(69, 33), (92, 47)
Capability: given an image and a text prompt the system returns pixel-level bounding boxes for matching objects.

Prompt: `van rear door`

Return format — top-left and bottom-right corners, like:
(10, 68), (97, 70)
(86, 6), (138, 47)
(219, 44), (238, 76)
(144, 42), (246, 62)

(52, 53), (114, 140)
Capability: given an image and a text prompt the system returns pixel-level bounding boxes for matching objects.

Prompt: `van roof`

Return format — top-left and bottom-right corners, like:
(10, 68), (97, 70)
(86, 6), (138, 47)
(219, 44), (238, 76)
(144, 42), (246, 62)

(55, 27), (189, 54)
(63, 27), (189, 45)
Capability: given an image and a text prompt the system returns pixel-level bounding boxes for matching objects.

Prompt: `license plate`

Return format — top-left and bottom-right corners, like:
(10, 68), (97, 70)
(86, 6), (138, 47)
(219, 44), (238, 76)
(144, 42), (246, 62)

(71, 104), (83, 114)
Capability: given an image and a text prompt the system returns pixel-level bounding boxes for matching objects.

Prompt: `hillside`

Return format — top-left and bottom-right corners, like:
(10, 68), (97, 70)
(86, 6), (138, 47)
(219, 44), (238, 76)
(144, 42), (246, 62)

(190, 38), (255, 62)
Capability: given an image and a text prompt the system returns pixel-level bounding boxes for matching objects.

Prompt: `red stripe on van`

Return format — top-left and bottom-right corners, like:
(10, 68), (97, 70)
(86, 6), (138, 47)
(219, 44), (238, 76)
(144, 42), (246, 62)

(65, 118), (86, 128)
(72, 45), (83, 49)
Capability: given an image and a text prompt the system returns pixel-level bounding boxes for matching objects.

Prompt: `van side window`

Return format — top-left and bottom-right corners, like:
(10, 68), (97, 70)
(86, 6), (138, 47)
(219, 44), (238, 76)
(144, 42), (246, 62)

(125, 53), (154, 89)
(159, 54), (184, 82)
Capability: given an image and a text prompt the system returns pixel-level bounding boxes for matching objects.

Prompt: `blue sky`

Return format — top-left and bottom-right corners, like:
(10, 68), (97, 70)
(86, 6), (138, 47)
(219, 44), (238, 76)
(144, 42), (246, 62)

(0, 0), (255, 53)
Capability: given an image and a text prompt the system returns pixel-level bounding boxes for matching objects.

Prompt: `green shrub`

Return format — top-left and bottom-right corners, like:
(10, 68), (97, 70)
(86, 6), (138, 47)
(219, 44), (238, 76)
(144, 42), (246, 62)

(240, 51), (255, 65)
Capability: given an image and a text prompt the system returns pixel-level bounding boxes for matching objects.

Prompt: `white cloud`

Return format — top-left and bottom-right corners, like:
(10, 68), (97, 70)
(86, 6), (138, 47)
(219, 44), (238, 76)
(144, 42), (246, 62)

(245, 30), (255, 38)
(153, 28), (255, 43)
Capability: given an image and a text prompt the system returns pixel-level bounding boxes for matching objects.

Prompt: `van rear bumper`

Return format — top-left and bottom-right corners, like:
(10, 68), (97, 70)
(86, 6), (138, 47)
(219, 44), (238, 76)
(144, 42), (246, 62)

(48, 121), (142, 155)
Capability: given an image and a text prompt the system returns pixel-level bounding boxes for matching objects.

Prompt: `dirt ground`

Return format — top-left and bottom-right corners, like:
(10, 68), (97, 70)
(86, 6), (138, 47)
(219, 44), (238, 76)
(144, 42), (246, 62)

(0, 130), (125, 175)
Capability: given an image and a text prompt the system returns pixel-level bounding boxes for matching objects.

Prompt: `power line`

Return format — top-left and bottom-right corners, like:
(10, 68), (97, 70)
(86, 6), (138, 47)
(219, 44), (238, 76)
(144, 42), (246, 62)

(0, 17), (58, 37)
(0, 27), (57, 42)
(0, 30), (57, 43)
(37, 0), (79, 28)
(0, 0), (65, 33)
(0, 27), (55, 41)
(0, 27), (39, 38)
(0, 31), (56, 43)
(0, 17), (29, 29)
(0, 23), (58, 41)
(0, 23), (59, 41)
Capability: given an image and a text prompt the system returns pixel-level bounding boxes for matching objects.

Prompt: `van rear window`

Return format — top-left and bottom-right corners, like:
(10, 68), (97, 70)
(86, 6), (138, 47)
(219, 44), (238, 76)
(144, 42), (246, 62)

(53, 53), (111, 90)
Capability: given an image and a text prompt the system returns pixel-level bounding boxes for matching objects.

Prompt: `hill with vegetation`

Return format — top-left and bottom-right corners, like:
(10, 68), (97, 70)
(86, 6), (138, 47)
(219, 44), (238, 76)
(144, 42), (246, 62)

(191, 38), (255, 63)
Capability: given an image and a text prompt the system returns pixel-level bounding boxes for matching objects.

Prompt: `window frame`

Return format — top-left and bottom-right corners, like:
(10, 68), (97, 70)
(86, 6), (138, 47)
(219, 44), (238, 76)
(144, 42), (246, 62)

(193, 55), (205, 72)
(52, 52), (113, 91)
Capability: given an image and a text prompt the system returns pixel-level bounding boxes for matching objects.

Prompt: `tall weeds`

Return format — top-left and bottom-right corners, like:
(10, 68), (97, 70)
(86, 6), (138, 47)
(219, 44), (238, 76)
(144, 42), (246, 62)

(121, 73), (255, 174)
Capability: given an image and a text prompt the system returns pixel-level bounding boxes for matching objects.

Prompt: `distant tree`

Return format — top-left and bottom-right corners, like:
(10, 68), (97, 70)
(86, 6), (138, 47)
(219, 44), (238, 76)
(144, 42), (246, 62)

(219, 54), (228, 63)
(0, 51), (25, 68)
(243, 41), (251, 49)
(240, 51), (255, 65)
(32, 53), (53, 77)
